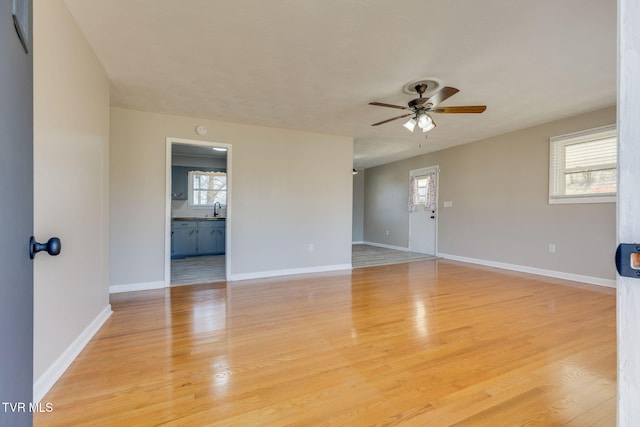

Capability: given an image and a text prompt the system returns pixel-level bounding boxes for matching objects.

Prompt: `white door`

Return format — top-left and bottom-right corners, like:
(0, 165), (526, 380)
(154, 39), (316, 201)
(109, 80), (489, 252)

(617, 1), (640, 421)
(409, 166), (438, 255)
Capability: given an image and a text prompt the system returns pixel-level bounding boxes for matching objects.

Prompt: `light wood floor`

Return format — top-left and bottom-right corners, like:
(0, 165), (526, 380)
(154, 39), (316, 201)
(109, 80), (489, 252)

(35, 260), (616, 426)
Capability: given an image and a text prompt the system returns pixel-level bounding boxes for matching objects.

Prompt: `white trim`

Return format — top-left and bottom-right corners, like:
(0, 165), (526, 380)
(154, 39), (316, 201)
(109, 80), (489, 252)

(165, 141), (172, 286)
(352, 240), (365, 245)
(550, 123), (617, 144)
(33, 305), (112, 402)
(109, 281), (165, 294)
(229, 264), (352, 282)
(165, 137), (233, 286)
(438, 253), (616, 288)
(549, 195), (616, 204)
(361, 241), (411, 252)
(549, 124), (617, 204)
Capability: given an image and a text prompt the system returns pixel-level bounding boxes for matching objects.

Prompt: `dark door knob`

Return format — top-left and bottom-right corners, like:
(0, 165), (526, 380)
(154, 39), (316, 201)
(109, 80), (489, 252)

(29, 236), (61, 259)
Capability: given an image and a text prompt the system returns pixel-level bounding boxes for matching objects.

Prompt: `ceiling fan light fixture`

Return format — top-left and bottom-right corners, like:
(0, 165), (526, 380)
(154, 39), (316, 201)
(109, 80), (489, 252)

(417, 113), (432, 129)
(403, 118), (417, 132)
(423, 119), (436, 133)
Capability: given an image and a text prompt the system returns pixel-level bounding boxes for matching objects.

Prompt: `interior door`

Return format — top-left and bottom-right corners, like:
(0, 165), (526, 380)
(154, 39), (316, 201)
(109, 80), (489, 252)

(0, 1), (34, 425)
(409, 166), (438, 255)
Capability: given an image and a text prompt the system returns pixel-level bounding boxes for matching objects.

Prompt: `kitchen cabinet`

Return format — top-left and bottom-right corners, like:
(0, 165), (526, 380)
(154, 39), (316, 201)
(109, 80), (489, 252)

(171, 166), (188, 200)
(172, 219), (225, 258)
(172, 221), (197, 257)
(197, 220), (225, 255)
(215, 226), (226, 253)
(196, 221), (217, 255)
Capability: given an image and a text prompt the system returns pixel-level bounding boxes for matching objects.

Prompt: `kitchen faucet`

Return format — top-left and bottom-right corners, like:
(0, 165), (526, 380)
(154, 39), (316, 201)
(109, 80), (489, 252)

(213, 202), (222, 217)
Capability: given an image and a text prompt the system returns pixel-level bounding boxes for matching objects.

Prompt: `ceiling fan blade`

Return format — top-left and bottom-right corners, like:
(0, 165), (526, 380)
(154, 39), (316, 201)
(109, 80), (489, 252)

(427, 86), (460, 107)
(371, 113), (413, 126)
(429, 105), (487, 114)
(369, 101), (409, 110)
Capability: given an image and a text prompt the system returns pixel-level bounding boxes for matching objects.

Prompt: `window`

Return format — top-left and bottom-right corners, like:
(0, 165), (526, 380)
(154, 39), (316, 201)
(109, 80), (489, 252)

(188, 171), (226, 207)
(549, 124), (616, 204)
(415, 177), (429, 205)
(408, 172), (437, 212)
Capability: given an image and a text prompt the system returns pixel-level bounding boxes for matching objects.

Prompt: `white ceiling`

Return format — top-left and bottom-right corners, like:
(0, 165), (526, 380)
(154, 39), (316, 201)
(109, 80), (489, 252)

(64, 0), (616, 169)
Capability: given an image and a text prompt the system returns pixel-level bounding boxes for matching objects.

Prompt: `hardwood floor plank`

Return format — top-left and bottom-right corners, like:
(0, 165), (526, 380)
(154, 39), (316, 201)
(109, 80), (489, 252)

(34, 260), (616, 426)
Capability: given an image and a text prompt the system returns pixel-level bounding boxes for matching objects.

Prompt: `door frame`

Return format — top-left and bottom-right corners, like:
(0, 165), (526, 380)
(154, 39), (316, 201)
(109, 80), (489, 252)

(408, 165), (439, 255)
(164, 137), (232, 286)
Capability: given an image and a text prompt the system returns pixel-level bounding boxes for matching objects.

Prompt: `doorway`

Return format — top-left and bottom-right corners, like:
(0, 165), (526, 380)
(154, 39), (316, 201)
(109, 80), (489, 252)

(408, 166), (438, 255)
(164, 137), (231, 286)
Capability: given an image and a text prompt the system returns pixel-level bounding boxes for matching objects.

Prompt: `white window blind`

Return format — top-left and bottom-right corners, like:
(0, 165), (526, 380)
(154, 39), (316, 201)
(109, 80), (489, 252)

(549, 124), (617, 204)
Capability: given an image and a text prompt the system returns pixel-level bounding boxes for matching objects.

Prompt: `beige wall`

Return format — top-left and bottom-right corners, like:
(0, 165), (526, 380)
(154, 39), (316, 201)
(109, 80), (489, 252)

(364, 106), (616, 281)
(110, 108), (353, 286)
(33, 0), (111, 390)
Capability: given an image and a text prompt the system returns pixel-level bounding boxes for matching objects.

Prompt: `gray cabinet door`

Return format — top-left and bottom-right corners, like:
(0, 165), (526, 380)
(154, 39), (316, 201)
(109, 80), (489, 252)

(197, 221), (217, 255)
(215, 227), (226, 254)
(172, 222), (197, 257)
(171, 166), (188, 200)
(198, 220), (225, 255)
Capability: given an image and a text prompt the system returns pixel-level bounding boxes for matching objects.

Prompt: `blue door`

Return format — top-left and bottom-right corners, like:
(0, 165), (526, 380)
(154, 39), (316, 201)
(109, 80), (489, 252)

(0, 1), (34, 426)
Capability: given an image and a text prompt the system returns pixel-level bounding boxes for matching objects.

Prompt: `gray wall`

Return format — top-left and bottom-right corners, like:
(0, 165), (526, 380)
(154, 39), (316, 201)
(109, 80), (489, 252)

(110, 108), (354, 285)
(364, 106), (616, 281)
(33, 0), (111, 393)
(352, 170), (365, 242)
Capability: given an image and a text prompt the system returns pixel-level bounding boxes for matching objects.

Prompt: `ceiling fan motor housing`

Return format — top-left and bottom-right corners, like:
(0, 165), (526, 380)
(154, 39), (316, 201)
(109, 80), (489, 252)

(408, 98), (431, 109)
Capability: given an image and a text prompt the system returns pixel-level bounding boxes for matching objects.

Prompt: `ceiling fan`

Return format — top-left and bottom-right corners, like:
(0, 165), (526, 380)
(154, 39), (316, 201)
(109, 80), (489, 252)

(369, 84), (486, 133)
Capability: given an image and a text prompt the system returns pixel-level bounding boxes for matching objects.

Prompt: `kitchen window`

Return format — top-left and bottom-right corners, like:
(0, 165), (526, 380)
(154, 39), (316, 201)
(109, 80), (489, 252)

(188, 171), (227, 207)
(549, 124), (617, 204)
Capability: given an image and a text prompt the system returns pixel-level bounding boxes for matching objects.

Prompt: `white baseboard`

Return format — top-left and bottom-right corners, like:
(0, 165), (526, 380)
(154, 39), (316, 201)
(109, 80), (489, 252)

(33, 304), (112, 403)
(362, 241), (411, 252)
(438, 253), (616, 288)
(109, 280), (166, 294)
(352, 240), (365, 245)
(229, 263), (352, 282)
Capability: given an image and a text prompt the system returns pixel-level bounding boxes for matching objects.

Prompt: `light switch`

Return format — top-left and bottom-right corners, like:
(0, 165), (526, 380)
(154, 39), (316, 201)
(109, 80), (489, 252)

(443, 201), (453, 208)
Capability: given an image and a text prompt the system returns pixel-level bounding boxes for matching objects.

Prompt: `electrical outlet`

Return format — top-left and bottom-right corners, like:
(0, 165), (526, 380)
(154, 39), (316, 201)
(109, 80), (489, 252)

(548, 244), (556, 253)
(308, 243), (314, 252)
(385, 230), (389, 235)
